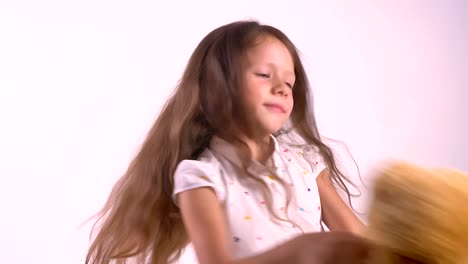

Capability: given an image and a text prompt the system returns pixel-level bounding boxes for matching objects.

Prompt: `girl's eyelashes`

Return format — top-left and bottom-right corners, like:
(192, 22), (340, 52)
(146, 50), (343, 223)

(255, 72), (271, 78)
(255, 72), (294, 88)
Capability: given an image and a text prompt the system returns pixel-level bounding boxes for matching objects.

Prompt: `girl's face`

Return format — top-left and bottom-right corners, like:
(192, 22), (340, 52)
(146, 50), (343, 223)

(239, 36), (295, 137)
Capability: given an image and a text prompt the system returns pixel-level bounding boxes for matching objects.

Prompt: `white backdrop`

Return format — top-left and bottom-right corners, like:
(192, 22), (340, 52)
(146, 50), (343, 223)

(0, 1), (466, 263)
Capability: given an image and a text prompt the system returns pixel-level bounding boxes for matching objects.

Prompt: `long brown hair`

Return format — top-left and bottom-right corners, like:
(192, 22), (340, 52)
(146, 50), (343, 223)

(86, 20), (356, 264)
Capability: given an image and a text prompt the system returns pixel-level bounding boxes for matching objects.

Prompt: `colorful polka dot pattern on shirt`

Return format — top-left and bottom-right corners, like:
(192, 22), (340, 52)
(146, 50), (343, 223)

(172, 134), (326, 260)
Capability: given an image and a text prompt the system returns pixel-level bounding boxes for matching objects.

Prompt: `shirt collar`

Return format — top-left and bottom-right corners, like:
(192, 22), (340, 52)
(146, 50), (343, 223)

(209, 135), (284, 171)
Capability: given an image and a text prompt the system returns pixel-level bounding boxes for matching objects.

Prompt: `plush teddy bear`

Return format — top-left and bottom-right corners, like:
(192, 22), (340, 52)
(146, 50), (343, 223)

(365, 161), (468, 264)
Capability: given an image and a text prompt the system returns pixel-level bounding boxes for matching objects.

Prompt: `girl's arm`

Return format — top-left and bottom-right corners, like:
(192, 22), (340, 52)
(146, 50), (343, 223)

(316, 169), (365, 235)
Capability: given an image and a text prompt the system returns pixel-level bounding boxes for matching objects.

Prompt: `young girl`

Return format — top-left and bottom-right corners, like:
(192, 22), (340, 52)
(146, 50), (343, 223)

(86, 20), (367, 264)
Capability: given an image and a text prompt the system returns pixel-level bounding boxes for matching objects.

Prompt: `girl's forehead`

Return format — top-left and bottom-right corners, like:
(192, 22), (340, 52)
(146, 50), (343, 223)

(246, 37), (291, 58)
(244, 36), (295, 71)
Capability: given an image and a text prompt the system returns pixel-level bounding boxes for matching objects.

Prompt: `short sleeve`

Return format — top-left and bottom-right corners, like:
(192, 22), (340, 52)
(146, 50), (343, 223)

(172, 158), (226, 206)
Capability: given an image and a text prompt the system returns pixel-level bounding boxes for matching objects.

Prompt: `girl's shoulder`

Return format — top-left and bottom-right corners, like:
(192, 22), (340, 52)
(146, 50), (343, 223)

(173, 148), (228, 203)
(275, 132), (322, 158)
(275, 132), (327, 173)
(175, 148), (223, 176)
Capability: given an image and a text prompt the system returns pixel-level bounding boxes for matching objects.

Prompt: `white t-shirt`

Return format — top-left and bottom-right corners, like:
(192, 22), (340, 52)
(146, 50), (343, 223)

(172, 134), (327, 260)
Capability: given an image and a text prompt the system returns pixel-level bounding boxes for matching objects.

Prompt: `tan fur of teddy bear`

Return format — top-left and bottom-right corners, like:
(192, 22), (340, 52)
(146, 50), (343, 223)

(365, 161), (468, 264)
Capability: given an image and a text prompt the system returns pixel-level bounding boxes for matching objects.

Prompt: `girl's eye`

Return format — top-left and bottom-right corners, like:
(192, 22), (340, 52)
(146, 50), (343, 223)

(286, 82), (293, 88)
(255, 73), (270, 78)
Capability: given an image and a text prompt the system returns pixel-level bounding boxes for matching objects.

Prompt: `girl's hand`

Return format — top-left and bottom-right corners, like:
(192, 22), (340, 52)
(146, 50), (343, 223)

(294, 232), (370, 264)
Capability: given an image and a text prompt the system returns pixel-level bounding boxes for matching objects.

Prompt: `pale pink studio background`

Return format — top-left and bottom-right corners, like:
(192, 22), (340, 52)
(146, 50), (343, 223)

(0, 0), (466, 263)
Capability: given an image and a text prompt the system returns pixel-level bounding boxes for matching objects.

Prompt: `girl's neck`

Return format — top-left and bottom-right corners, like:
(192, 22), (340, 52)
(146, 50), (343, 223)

(232, 133), (274, 165)
(220, 130), (275, 165)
